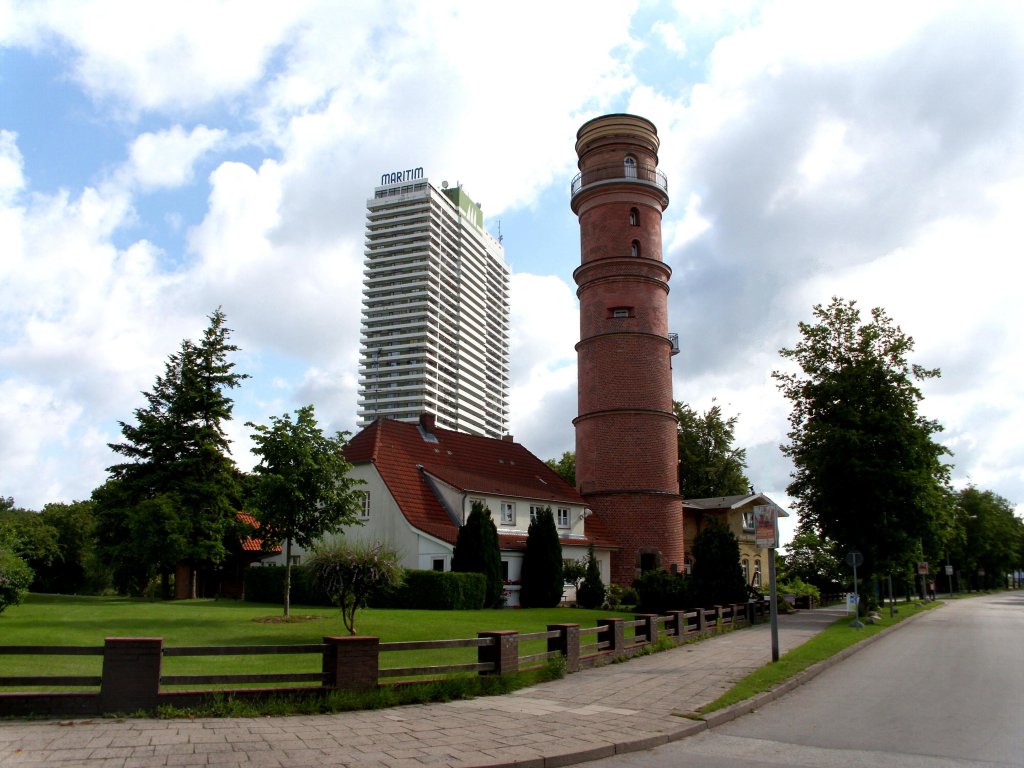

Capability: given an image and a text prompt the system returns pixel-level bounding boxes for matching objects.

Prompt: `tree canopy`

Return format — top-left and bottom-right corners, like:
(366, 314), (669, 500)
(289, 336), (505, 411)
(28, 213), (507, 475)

(675, 400), (751, 499)
(247, 404), (364, 616)
(544, 451), (576, 487)
(774, 298), (951, 582)
(94, 308), (247, 596)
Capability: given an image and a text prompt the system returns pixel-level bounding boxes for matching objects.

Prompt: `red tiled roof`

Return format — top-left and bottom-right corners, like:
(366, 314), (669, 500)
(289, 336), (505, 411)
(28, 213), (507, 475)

(344, 417), (602, 547)
(235, 511), (281, 554)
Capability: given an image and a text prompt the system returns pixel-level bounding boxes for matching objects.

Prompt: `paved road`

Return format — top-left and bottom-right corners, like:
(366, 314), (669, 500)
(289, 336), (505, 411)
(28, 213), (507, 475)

(586, 592), (1024, 768)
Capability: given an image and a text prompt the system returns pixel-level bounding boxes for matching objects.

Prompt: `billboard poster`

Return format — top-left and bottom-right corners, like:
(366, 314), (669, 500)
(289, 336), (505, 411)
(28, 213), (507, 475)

(754, 504), (778, 549)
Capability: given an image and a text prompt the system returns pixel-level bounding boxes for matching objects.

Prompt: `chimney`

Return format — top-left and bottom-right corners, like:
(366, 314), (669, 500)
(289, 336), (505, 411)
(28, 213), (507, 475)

(502, 434), (514, 442)
(419, 412), (436, 433)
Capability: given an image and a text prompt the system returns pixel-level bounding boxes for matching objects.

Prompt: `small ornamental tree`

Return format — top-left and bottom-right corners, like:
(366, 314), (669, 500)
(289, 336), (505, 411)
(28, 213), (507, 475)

(576, 544), (605, 609)
(451, 501), (503, 607)
(247, 405), (365, 617)
(691, 519), (748, 607)
(308, 540), (403, 634)
(563, 558), (587, 594)
(520, 507), (564, 607)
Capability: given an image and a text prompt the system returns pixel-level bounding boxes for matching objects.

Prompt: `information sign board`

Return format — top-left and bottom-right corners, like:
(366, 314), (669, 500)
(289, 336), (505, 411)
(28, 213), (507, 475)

(753, 504), (778, 549)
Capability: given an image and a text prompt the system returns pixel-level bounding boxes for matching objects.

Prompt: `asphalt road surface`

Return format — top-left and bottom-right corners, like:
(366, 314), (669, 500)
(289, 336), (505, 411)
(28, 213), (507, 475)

(587, 592), (1024, 768)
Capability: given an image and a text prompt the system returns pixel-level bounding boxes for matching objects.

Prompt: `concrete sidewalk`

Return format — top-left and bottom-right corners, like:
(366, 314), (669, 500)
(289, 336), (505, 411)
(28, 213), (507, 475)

(0, 607), (848, 768)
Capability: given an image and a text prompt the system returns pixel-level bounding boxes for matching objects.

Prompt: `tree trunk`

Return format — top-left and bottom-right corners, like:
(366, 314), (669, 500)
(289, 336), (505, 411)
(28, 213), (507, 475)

(191, 567), (198, 599)
(284, 538), (292, 618)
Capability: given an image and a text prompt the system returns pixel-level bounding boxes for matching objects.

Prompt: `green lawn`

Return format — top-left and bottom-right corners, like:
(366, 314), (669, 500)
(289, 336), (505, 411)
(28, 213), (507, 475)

(0, 594), (632, 690)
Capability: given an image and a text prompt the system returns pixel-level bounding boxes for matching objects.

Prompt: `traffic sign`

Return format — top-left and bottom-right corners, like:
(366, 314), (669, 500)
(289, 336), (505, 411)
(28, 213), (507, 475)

(945, 565), (954, 576)
(846, 551), (863, 568)
(918, 562), (929, 575)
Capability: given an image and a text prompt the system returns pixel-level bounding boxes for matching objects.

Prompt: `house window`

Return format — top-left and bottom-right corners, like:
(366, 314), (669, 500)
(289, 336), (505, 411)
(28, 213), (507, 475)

(753, 560), (762, 588)
(742, 510), (755, 531)
(529, 505), (543, 523)
(500, 502), (515, 525)
(629, 207), (639, 226)
(557, 507), (570, 528)
(501, 560), (509, 581)
(624, 155), (637, 178)
(742, 559), (750, 584)
(630, 240), (640, 257)
(360, 491), (371, 519)
(432, 558), (445, 572)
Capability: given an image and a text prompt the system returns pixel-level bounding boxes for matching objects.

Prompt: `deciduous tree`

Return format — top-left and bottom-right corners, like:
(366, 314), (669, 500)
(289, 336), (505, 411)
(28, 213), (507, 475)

(690, 519), (748, 607)
(308, 540), (403, 634)
(247, 405), (364, 617)
(774, 298), (951, 584)
(544, 452), (576, 487)
(675, 401), (751, 499)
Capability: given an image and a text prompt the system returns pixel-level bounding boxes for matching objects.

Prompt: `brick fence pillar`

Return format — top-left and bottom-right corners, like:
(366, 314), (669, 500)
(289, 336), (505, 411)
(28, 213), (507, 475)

(478, 631), (518, 676)
(597, 618), (625, 655)
(100, 637), (162, 713)
(714, 605), (724, 631)
(634, 614), (659, 645)
(666, 610), (687, 639)
(695, 608), (707, 634)
(547, 624), (580, 673)
(323, 636), (379, 691)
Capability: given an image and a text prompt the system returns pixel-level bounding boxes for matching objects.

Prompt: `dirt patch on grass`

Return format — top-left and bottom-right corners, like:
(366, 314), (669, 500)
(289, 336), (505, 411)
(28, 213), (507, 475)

(252, 614), (327, 624)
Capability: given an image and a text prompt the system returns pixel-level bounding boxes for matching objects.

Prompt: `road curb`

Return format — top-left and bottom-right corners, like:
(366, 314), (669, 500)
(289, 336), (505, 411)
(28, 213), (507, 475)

(512, 605), (939, 768)
(681, 604), (937, 733)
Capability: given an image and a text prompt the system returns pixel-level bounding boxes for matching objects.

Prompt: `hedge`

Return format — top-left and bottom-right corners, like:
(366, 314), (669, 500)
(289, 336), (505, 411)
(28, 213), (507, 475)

(245, 566), (487, 610)
(371, 570), (487, 610)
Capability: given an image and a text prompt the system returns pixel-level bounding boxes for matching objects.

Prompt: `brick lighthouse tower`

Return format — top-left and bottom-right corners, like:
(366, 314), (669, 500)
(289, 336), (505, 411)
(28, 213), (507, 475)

(570, 114), (683, 585)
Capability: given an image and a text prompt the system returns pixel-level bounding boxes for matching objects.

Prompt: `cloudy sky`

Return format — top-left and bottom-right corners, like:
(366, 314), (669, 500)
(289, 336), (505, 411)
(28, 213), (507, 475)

(3, 1), (1022, 545)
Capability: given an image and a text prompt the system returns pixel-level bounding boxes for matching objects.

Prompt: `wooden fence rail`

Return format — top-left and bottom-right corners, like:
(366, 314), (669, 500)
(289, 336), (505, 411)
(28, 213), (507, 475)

(0, 601), (770, 717)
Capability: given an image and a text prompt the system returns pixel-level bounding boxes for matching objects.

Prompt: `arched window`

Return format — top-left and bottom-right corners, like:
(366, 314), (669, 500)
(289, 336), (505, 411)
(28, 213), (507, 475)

(630, 240), (640, 257)
(624, 155), (637, 178)
(742, 559), (750, 584)
(753, 559), (762, 588)
(629, 207), (639, 226)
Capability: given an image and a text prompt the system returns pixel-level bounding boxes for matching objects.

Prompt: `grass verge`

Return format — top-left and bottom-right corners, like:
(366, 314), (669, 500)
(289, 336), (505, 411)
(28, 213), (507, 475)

(153, 657), (568, 719)
(696, 600), (941, 714)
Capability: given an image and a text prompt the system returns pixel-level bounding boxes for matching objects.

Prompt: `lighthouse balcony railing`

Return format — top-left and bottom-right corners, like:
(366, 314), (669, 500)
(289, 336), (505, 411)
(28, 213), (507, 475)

(571, 163), (668, 197)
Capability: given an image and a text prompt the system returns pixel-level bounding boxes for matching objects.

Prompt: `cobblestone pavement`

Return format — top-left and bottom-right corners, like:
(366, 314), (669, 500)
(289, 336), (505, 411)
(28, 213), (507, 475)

(0, 608), (847, 768)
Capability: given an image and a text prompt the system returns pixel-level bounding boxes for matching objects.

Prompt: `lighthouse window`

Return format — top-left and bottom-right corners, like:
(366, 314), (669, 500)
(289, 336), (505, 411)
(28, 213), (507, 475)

(631, 240), (640, 257)
(611, 308), (631, 318)
(629, 208), (639, 226)
(624, 155), (637, 178)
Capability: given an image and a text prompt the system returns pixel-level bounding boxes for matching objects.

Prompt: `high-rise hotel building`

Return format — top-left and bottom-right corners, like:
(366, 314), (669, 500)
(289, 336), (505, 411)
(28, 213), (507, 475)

(356, 170), (510, 438)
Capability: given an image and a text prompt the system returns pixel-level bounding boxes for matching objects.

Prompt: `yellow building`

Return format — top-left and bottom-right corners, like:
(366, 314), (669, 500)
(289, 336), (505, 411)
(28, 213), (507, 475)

(683, 493), (789, 590)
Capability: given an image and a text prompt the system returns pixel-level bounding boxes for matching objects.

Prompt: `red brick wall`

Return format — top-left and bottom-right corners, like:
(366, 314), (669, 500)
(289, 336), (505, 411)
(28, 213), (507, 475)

(572, 115), (682, 586)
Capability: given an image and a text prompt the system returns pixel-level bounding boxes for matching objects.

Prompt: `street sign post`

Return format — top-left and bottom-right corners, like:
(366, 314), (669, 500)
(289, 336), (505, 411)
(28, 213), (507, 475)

(754, 504), (782, 662)
(846, 550), (863, 628)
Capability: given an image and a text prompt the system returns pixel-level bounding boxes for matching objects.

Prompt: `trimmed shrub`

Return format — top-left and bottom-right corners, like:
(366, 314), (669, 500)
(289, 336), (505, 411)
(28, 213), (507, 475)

(452, 502), (503, 607)
(371, 570), (487, 610)
(633, 568), (692, 614)
(244, 565), (332, 606)
(575, 545), (605, 609)
(520, 508), (564, 608)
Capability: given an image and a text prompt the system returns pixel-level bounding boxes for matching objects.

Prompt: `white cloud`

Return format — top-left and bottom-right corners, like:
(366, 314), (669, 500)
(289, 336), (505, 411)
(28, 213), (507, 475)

(127, 125), (227, 190)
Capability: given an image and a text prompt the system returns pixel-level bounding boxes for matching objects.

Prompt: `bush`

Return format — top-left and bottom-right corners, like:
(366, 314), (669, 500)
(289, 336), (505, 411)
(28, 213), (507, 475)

(309, 541), (404, 634)
(576, 545), (605, 609)
(244, 565), (333, 605)
(0, 548), (34, 613)
(452, 502), (503, 607)
(633, 568), (692, 614)
(691, 521), (747, 607)
(371, 570), (487, 610)
(775, 576), (820, 601)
